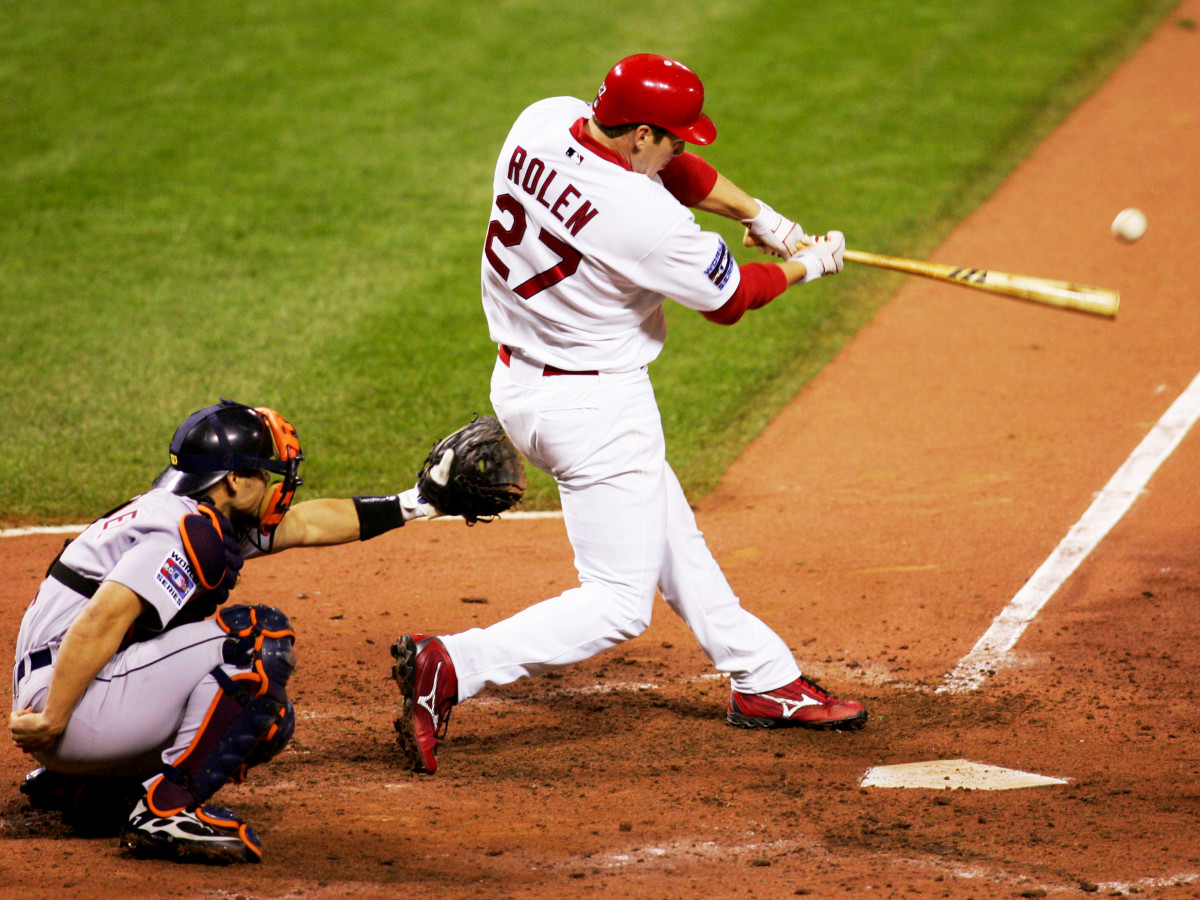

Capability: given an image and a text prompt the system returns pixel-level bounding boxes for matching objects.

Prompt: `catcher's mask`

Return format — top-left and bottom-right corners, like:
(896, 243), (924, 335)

(153, 399), (304, 545)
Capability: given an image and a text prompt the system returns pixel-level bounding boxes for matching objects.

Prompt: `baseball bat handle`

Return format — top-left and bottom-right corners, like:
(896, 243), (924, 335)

(843, 249), (1119, 318)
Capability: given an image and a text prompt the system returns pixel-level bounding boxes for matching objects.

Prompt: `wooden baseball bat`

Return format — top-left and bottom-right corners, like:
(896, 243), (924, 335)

(842, 248), (1120, 319)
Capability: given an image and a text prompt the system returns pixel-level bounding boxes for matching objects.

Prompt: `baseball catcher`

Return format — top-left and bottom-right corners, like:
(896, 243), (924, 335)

(416, 415), (526, 524)
(8, 399), (499, 864)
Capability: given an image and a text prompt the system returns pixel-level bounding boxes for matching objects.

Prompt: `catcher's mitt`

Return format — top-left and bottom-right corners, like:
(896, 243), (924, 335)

(417, 415), (526, 524)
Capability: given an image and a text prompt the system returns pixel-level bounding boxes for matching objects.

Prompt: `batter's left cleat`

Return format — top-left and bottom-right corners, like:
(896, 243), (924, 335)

(726, 675), (868, 731)
(391, 634), (458, 774)
(119, 798), (263, 864)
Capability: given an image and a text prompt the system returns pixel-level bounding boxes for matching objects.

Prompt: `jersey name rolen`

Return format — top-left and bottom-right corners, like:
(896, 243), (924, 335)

(504, 145), (599, 237)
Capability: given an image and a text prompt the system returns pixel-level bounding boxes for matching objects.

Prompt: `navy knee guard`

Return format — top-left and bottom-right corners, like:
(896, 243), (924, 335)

(146, 605), (297, 815)
(217, 604), (298, 696)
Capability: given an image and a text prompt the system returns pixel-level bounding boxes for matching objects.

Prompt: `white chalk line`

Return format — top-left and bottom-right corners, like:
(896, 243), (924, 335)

(0, 509), (564, 539)
(0, 523), (86, 538)
(556, 830), (1200, 894)
(940, 371), (1200, 694)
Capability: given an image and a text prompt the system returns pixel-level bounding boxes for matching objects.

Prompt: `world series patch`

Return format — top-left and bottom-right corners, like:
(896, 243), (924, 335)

(156, 549), (197, 609)
(705, 240), (734, 289)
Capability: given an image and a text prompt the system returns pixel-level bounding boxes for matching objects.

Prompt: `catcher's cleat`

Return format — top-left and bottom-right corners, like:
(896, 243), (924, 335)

(20, 766), (69, 811)
(391, 634), (458, 774)
(119, 798), (263, 864)
(21, 766), (143, 836)
(726, 675), (868, 731)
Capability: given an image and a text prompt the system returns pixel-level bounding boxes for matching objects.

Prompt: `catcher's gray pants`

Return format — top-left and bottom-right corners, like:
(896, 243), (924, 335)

(14, 620), (237, 781)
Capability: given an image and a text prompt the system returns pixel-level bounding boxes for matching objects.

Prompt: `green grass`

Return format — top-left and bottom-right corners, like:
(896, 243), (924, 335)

(0, 0), (1176, 523)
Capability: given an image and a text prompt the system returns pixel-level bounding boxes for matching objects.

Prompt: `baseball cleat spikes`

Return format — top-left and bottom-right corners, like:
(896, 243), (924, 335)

(391, 634), (458, 775)
(726, 674), (868, 731)
(390, 636), (422, 770)
(119, 798), (263, 864)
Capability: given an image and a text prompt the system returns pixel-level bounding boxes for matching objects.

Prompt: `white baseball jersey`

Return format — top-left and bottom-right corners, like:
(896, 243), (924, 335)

(481, 96), (741, 373)
(14, 488), (259, 665)
(441, 94), (804, 704)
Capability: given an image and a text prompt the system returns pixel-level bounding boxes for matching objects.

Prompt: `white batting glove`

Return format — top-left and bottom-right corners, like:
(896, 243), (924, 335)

(398, 450), (453, 521)
(791, 231), (845, 283)
(741, 199), (808, 258)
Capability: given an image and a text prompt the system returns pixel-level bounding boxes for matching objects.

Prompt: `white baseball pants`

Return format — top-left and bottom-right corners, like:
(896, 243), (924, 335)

(440, 353), (801, 700)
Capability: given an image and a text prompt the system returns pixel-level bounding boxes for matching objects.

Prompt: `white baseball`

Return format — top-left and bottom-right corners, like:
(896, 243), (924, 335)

(1111, 208), (1147, 243)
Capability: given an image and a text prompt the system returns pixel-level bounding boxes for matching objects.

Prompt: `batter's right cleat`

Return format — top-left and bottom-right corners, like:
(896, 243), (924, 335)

(726, 675), (868, 731)
(119, 798), (263, 864)
(391, 634), (458, 774)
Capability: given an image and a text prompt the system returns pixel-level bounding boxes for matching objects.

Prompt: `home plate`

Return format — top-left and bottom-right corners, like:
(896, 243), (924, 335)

(861, 759), (1068, 791)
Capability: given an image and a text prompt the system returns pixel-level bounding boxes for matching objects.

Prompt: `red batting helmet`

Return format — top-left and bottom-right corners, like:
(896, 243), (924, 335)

(592, 54), (717, 145)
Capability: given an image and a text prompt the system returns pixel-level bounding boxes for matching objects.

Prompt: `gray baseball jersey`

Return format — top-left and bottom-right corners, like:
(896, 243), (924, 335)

(14, 488), (259, 665)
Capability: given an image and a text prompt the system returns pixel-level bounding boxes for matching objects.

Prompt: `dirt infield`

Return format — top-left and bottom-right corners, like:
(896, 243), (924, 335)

(4, 6), (1200, 898)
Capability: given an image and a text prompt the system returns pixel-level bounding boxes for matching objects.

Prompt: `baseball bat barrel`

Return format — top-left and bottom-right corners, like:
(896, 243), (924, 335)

(842, 249), (1119, 318)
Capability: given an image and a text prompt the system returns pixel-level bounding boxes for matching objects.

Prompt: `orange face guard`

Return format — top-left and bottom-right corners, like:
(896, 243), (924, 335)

(254, 406), (304, 544)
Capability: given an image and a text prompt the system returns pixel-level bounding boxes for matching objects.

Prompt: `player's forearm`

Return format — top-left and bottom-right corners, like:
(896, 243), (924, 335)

(273, 486), (448, 549)
(40, 584), (143, 732)
(702, 259), (812, 325)
(691, 173), (760, 221)
(778, 258), (813, 286)
(271, 498), (363, 550)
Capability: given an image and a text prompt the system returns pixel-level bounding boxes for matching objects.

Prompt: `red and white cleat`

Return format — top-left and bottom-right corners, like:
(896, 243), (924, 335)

(727, 674), (867, 730)
(391, 634), (459, 774)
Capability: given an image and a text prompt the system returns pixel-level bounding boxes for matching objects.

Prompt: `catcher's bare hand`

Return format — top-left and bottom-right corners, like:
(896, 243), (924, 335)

(9, 708), (65, 754)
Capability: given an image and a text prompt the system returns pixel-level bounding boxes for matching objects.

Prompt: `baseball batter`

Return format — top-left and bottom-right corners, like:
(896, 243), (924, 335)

(392, 54), (866, 775)
(9, 399), (446, 863)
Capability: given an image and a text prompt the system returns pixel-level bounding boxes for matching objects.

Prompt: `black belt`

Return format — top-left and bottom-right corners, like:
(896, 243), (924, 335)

(16, 647), (53, 682)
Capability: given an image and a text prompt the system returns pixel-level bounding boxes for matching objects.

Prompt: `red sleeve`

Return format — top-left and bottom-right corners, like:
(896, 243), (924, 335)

(658, 152), (719, 208)
(701, 263), (789, 326)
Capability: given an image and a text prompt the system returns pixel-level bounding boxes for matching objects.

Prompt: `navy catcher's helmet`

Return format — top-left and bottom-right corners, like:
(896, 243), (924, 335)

(153, 399), (301, 499)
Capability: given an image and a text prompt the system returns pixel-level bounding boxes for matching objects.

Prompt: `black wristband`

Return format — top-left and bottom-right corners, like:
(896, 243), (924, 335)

(353, 495), (406, 541)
